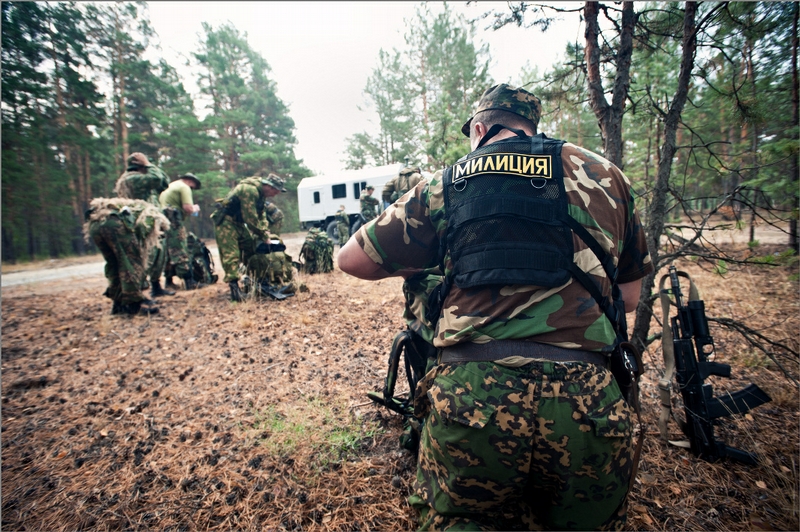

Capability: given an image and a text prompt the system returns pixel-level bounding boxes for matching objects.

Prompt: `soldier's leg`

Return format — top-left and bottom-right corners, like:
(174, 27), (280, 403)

(103, 217), (147, 305)
(148, 238), (167, 284)
(527, 362), (632, 531)
(167, 222), (191, 278)
(90, 219), (122, 302)
(214, 219), (242, 283)
(408, 362), (538, 531)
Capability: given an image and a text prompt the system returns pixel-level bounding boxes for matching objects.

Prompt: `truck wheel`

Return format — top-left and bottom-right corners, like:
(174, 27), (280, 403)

(326, 220), (339, 244)
(350, 219), (362, 234)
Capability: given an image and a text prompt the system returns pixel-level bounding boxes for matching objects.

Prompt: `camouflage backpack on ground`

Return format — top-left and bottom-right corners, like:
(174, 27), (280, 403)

(186, 233), (218, 286)
(298, 227), (334, 274)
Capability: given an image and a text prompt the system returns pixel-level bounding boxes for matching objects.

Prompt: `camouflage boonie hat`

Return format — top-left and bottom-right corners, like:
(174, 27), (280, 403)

(461, 83), (543, 137)
(261, 173), (287, 192)
(127, 152), (152, 167)
(180, 173), (202, 190)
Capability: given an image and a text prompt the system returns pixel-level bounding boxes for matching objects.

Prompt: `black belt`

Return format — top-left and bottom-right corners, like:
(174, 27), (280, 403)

(441, 340), (607, 365)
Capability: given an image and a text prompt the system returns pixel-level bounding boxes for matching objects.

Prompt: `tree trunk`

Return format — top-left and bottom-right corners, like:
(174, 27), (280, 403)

(791, 2), (799, 253)
(631, 2), (698, 352)
(584, 1), (636, 168)
(2, 225), (16, 264)
(115, 15), (129, 166)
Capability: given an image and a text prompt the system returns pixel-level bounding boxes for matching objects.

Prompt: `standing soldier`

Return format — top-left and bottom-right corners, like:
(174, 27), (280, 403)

(335, 204), (350, 247)
(114, 152), (172, 297)
(211, 173), (287, 302)
(359, 185), (379, 223)
(84, 197), (170, 316)
(382, 165), (423, 206)
(159, 173), (202, 291)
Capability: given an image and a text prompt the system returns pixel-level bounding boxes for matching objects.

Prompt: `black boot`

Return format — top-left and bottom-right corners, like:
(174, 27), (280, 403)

(184, 274), (199, 291)
(229, 281), (244, 302)
(124, 300), (159, 316)
(151, 280), (175, 297)
(111, 300), (124, 315)
(165, 276), (181, 291)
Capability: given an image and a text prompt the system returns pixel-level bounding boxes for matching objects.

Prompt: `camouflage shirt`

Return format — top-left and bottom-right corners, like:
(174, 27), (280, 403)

(359, 190), (379, 221)
(115, 166), (170, 206)
(224, 177), (271, 240)
(382, 172), (425, 204)
(355, 142), (653, 350)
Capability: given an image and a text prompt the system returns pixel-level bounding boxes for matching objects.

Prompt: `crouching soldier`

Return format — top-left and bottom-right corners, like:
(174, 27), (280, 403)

(84, 197), (170, 316)
(211, 173), (287, 301)
(243, 233), (305, 299)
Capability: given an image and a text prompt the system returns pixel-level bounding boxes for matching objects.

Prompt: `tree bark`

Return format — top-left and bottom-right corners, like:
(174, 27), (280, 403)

(584, 1), (636, 168)
(791, 2), (799, 253)
(631, 2), (698, 352)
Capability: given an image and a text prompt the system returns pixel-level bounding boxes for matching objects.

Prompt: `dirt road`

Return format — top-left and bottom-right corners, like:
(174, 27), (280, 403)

(1, 233), (308, 297)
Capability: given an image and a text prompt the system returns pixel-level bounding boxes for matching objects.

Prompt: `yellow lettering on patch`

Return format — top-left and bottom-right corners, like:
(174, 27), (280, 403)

(535, 158), (549, 175)
(496, 155), (509, 171)
(451, 153), (553, 183)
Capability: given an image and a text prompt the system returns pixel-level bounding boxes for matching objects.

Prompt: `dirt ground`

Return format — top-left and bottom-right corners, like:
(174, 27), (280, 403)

(2, 236), (798, 531)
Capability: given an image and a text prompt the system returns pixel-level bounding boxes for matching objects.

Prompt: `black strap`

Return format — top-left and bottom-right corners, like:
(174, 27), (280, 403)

(441, 340), (606, 365)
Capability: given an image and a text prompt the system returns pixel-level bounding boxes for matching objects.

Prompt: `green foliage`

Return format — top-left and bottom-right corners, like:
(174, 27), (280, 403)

(249, 398), (382, 469)
(344, 3), (490, 170)
(713, 259), (729, 276)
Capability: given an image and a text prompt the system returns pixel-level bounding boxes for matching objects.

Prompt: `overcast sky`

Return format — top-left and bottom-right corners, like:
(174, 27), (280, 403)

(146, 1), (582, 175)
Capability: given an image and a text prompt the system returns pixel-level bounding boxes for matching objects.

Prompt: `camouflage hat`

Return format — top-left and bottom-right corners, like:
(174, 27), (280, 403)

(127, 152), (152, 167)
(400, 166), (421, 176)
(461, 84), (542, 137)
(180, 173), (202, 190)
(261, 173), (287, 192)
(365, 185), (374, 190)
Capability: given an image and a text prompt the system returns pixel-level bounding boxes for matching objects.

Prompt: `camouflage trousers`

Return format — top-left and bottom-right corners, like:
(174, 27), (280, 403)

(214, 217), (256, 283)
(146, 237), (167, 285)
(409, 360), (632, 531)
(89, 214), (147, 305)
(164, 219), (190, 278)
(337, 222), (350, 244)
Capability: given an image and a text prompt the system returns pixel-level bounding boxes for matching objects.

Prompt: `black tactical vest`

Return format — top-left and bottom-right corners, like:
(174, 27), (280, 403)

(442, 133), (575, 289)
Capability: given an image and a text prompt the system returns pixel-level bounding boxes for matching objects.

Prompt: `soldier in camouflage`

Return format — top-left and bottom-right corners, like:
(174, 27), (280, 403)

(339, 84), (653, 530)
(114, 152), (172, 297)
(159, 173), (202, 292)
(382, 166), (424, 206)
(359, 185), (379, 222)
(211, 173), (287, 301)
(335, 204), (350, 247)
(84, 197), (170, 316)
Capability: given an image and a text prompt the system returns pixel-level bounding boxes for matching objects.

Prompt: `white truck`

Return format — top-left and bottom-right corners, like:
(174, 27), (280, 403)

(297, 163), (403, 243)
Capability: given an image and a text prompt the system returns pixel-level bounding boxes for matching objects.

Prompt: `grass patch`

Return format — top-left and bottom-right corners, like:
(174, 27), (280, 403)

(248, 396), (383, 471)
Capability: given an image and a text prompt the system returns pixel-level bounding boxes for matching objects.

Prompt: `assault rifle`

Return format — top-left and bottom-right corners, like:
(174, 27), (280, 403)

(665, 265), (771, 465)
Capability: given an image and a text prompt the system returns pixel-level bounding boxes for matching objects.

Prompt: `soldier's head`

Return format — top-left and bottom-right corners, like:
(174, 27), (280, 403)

(462, 84), (542, 150)
(365, 185), (375, 195)
(261, 173), (286, 197)
(180, 173), (202, 190)
(127, 152), (152, 171)
(340, 204), (346, 210)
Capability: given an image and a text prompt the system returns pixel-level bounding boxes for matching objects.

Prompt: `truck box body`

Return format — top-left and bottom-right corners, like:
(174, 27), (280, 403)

(297, 163), (402, 237)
